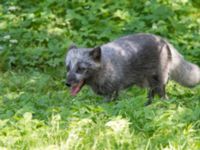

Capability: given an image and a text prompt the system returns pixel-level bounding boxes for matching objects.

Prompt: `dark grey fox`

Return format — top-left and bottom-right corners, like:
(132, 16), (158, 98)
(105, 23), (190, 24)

(65, 33), (200, 105)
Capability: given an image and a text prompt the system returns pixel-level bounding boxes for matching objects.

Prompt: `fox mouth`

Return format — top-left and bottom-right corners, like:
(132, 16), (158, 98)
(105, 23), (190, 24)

(70, 80), (85, 96)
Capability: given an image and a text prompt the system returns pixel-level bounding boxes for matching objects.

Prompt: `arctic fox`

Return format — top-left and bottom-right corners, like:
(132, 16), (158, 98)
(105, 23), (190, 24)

(65, 33), (200, 105)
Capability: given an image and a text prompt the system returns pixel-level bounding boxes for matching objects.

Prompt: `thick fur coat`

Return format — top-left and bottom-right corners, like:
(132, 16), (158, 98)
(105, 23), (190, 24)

(65, 33), (200, 105)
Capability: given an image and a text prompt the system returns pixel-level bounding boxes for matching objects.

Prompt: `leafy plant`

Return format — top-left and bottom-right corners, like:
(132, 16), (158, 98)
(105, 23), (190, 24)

(0, 0), (200, 149)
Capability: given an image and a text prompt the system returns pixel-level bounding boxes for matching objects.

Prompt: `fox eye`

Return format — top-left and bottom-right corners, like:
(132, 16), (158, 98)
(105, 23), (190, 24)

(77, 66), (86, 74)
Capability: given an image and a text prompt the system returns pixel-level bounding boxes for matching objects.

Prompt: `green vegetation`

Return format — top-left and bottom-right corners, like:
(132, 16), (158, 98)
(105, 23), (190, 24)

(0, 0), (200, 149)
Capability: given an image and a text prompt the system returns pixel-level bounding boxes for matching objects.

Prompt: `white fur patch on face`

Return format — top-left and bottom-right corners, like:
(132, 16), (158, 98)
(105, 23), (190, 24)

(66, 51), (79, 70)
(76, 73), (84, 81)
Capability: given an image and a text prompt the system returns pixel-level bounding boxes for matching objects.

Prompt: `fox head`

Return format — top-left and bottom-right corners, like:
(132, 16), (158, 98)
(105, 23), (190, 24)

(65, 45), (101, 96)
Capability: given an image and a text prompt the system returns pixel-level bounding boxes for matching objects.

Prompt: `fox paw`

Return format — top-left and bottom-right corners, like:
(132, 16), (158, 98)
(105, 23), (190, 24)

(103, 98), (112, 103)
(144, 100), (152, 106)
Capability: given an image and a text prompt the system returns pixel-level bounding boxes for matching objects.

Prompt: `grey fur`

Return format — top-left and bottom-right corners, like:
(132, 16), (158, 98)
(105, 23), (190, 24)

(65, 33), (200, 105)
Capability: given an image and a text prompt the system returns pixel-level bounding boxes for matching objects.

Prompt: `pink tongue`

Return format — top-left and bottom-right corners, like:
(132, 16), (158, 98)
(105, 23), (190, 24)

(70, 81), (84, 96)
(71, 85), (81, 96)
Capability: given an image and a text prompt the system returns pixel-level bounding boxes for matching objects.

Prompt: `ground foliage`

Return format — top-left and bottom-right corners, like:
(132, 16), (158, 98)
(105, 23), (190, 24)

(0, 0), (200, 149)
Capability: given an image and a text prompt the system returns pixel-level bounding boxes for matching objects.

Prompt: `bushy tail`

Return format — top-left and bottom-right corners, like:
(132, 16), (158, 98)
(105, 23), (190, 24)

(169, 44), (200, 87)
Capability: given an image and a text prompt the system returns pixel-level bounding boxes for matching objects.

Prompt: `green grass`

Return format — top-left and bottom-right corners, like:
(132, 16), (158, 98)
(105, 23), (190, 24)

(1, 0), (200, 149)
(0, 71), (200, 150)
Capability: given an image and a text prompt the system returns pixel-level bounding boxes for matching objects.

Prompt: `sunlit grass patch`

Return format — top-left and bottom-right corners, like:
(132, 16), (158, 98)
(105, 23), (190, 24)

(0, 0), (200, 149)
(0, 70), (200, 149)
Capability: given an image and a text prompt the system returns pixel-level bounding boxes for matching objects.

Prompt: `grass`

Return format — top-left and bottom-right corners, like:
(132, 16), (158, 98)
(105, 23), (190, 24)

(0, 0), (200, 149)
(0, 70), (200, 150)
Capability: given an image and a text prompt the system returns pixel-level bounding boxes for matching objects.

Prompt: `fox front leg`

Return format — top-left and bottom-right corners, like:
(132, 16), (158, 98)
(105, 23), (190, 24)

(103, 91), (118, 102)
(103, 95), (112, 102)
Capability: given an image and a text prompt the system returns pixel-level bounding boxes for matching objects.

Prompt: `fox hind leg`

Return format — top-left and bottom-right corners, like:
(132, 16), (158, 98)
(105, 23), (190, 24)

(155, 84), (168, 99)
(145, 74), (168, 106)
(145, 88), (155, 106)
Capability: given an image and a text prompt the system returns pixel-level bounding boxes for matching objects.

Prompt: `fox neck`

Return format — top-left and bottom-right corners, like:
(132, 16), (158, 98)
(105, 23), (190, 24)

(85, 63), (118, 96)
(86, 68), (102, 85)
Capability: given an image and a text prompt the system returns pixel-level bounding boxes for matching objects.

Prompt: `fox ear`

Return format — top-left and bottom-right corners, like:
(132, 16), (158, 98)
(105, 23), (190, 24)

(89, 47), (101, 61)
(68, 44), (77, 50)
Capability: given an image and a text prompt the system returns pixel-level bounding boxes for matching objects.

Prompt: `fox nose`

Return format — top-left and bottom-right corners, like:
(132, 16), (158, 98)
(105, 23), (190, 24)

(65, 82), (71, 87)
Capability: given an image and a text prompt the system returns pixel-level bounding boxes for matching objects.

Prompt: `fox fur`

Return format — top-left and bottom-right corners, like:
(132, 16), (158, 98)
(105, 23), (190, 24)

(65, 33), (200, 105)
